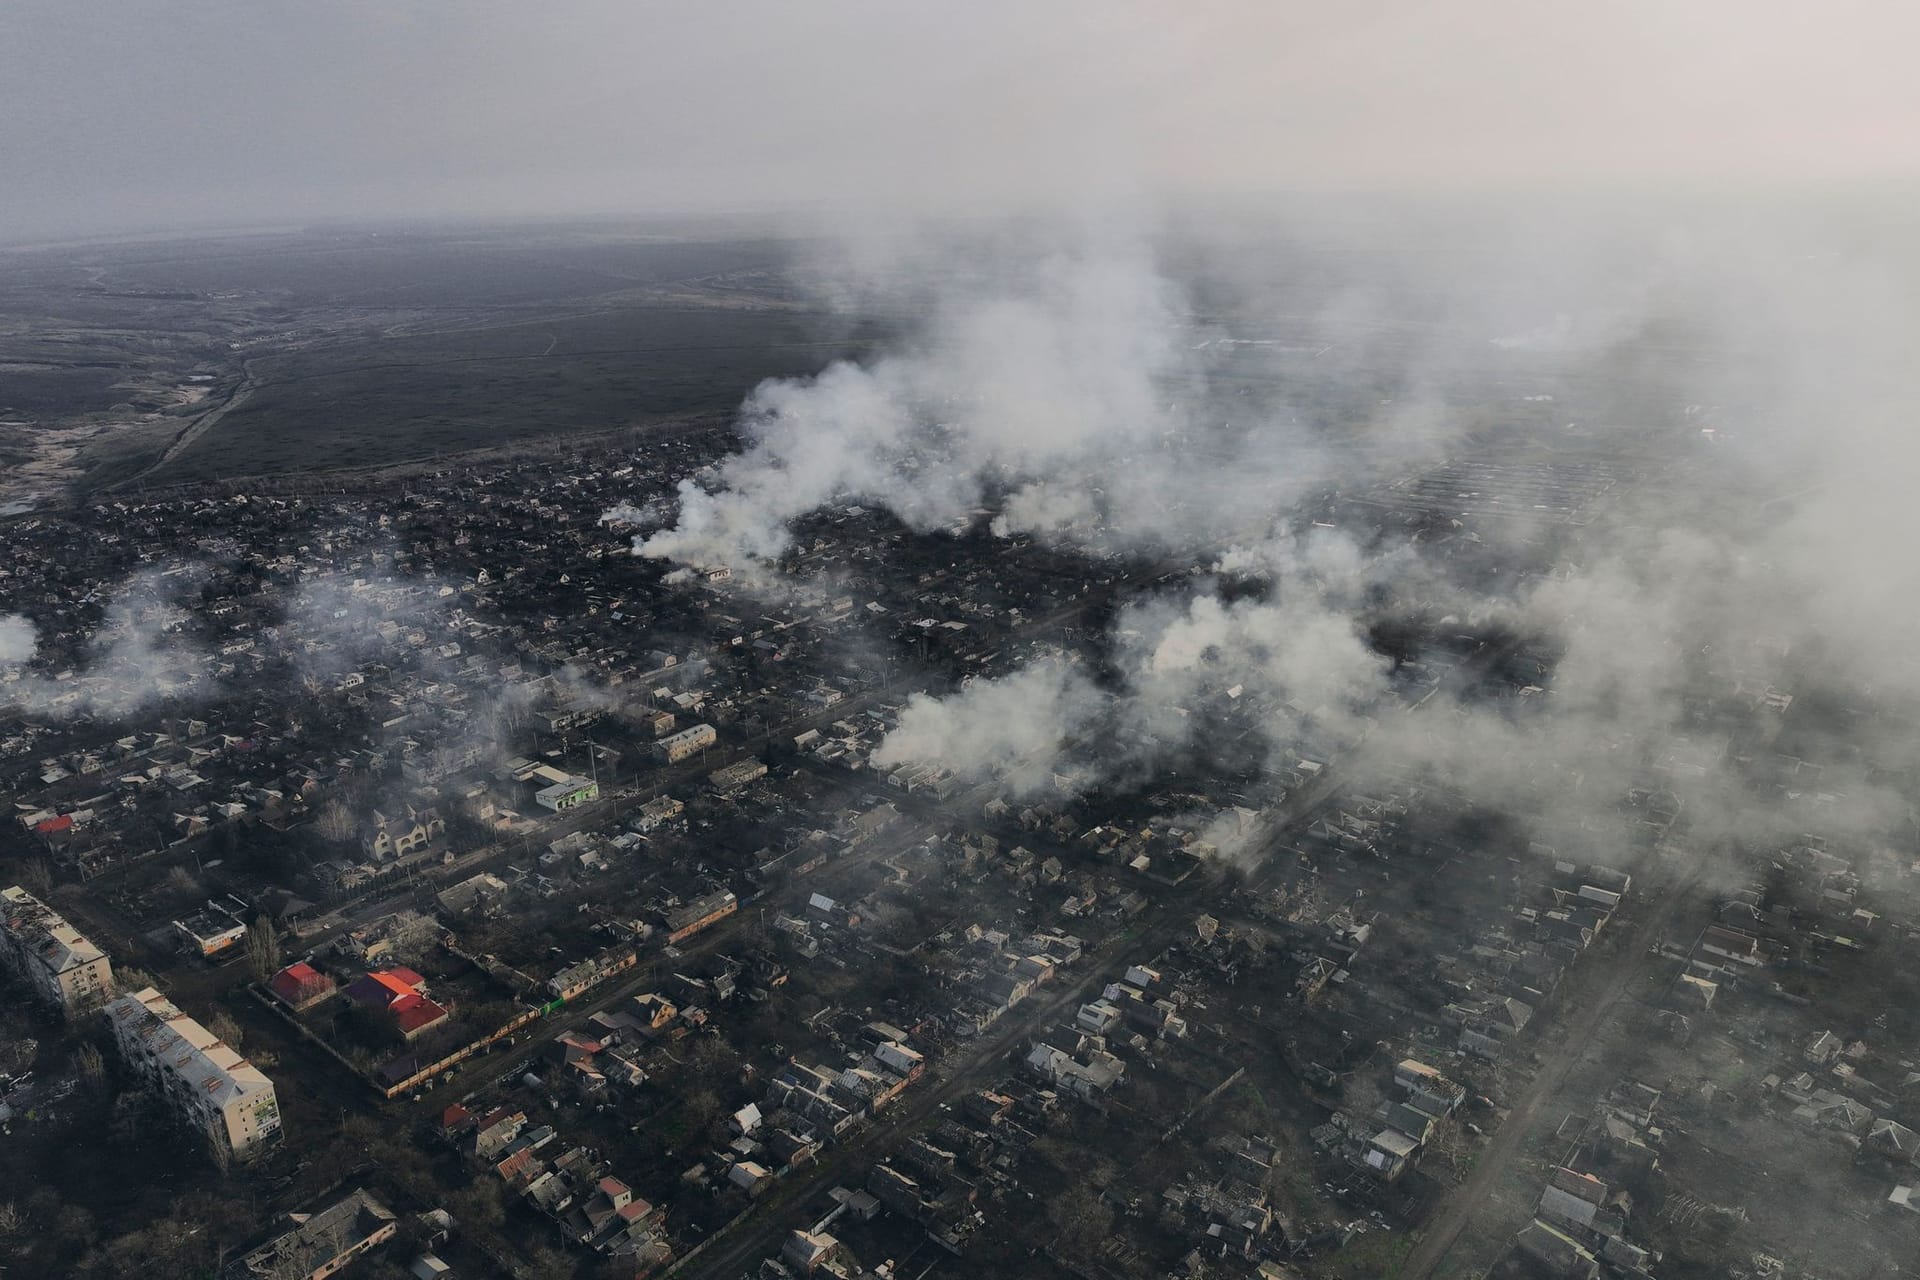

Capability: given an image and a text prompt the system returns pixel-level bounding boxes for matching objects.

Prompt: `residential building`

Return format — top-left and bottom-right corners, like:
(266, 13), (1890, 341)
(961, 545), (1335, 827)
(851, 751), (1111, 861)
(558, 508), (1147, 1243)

(657, 723), (718, 764)
(663, 890), (737, 944)
(106, 986), (281, 1163)
(365, 808), (444, 861)
(343, 967), (451, 1040)
(227, 1188), (396, 1280)
(267, 961), (338, 1012)
(1393, 1059), (1466, 1115)
(1024, 1041), (1125, 1098)
(1363, 1129), (1420, 1181)
(1538, 1166), (1608, 1231)
(548, 948), (637, 1002)
(0, 884), (113, 1013)
(709, 759), (767, 792)
(1512, 1219), (1601, 1279)
(633, 795), (683, 831)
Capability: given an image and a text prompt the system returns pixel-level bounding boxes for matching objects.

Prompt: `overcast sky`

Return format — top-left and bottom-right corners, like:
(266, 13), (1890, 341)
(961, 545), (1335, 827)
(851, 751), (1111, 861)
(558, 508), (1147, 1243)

(5, 0), (1918, 242)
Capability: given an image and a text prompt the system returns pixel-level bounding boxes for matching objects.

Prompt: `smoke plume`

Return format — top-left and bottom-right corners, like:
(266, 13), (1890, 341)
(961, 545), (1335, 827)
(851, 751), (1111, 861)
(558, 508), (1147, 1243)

(0, 614), (34, 666)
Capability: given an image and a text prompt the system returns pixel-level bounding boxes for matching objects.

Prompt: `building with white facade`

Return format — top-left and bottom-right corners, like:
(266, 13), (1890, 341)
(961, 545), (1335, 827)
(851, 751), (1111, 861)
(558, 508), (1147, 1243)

(535, 776), (600, 811)
(105, 986), (281, 1164)
(174, 907), (247, 957)
(657, 723), (718, 764)
(0, 884), (113, 1013)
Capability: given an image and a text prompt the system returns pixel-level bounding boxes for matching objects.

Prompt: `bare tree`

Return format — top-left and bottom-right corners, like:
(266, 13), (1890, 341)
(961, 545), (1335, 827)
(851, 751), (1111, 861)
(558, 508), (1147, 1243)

(106, 1091), (149, 1148)
(1049, 1181), (1115, 1258)
(245, 914), (281, 983)
(684, 1087), (722, 1127)
(206, 1009), (244, 1051)
(116, 964), (160, 993)
(318, 800), (355, 844)
(71, 1042), (106, 1093)
(21, 856), (54, 897)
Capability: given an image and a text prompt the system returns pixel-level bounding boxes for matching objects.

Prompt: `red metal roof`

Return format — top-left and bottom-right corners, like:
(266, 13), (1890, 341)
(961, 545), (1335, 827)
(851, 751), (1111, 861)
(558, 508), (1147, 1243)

(353, 971), (428, 1013)
(393, 994), (450, 1035)
(268, 961), (333, 1002)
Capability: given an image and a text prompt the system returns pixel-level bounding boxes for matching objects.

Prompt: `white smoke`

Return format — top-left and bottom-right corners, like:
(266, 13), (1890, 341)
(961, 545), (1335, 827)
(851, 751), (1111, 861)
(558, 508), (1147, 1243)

(870, 659), (1105, 797)
(623, 202), (1920, 886)
(871, 534), (1402, 795)
(638, 238), (1204, 568)
(0, 568), (216, 717)
(989, 480), (1098, 540)
(598, 499), (670, 529)
(0, 614), (34, 666)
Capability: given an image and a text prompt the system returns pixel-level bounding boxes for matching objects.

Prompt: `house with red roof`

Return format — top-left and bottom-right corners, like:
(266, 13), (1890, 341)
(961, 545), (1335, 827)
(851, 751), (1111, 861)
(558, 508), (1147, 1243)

(267, 961), (337, 1012)
(345, 967), (451, 1041)
(439, 1103), (474, 1141)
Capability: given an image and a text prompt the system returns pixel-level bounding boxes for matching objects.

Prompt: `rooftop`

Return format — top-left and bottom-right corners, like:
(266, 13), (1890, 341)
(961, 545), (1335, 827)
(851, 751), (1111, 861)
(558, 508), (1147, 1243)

(232, 1188), (396, 1279)
(1, 884), (107, 974)
(106, 986), (274, 1109)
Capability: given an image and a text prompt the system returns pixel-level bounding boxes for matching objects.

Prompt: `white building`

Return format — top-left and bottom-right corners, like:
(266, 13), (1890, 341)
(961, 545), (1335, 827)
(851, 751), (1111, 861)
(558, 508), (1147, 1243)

(657, 723), (718, 764)
(105, 986), (281, 1164)
(0, 885), (113, 1013)
(174, 908), (246, 958)
(535, 776), (600, 811)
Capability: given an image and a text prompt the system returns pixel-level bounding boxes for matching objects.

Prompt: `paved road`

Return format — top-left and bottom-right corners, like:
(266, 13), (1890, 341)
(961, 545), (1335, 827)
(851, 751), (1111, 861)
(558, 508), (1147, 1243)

(1398, 846), (1705, 1280)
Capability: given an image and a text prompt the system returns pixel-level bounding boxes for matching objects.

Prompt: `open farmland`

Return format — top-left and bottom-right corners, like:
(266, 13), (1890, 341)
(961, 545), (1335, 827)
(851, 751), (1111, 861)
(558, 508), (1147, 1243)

(0, 223), (886, 500)
(145, 304), (881, 484)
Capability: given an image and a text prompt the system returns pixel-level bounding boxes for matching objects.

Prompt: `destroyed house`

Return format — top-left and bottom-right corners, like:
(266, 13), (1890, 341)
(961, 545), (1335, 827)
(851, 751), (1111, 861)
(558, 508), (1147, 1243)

(227, 1188), (397, 1280)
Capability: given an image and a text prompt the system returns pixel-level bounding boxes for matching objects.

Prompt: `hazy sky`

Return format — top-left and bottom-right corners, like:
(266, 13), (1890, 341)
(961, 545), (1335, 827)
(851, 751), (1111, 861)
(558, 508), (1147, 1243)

(5, 0), (1918, 241)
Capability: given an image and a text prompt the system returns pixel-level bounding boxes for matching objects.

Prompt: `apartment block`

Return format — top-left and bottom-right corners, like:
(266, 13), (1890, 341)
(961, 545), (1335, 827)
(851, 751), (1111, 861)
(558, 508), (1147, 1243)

(0, 884), (113, 1013)
(105, 986), (281, 1164)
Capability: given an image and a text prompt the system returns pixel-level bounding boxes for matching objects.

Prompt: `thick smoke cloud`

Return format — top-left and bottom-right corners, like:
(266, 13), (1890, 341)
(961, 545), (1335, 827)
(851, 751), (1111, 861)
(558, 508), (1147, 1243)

(637, 239), (1214, 568)
(869, 530), (1400, 799)
(0, 563), (629, 755)
(0, 614), (34, 666)
(633, 202), (1920, 885)
(870, 659), (1105, 798)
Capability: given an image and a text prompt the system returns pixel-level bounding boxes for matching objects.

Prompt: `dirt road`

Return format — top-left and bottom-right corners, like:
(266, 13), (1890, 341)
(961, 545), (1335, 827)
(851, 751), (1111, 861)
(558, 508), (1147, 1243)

(1399, 850), (1704, 1280)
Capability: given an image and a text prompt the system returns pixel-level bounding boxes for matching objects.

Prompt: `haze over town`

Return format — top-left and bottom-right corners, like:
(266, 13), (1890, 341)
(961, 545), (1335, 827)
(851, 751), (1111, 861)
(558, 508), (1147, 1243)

(1, 5), (1917, 1280)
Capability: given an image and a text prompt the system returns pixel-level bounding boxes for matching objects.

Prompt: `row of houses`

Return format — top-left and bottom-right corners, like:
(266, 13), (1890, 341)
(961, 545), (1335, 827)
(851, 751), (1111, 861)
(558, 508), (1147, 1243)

(940, 925), (1084, 1035)
(1077, 961), (1190, 1042)
(764, 1037), (928, 1143)
(223, 1187), (397, 1280)
(1313, 1058), (1468, 1186)
(1513, 1163), (1655, 1280)
(442, 1104), (671, 1270)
